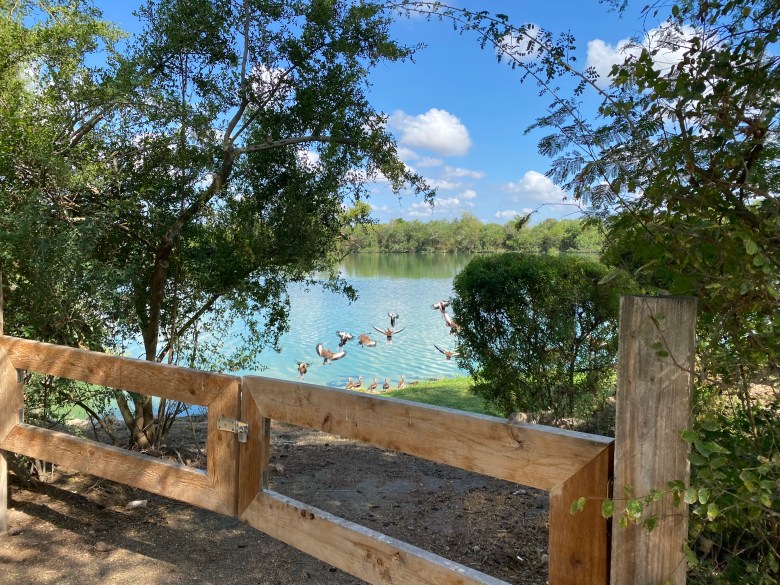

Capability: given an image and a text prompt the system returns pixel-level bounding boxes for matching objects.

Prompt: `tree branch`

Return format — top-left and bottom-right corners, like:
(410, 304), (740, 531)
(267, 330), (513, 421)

(235, 134), (354, 155)
(155, 291), (223, 362)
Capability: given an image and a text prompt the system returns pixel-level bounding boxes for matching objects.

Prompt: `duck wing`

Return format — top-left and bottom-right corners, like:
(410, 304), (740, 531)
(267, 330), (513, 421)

(330, 349), (347, 361)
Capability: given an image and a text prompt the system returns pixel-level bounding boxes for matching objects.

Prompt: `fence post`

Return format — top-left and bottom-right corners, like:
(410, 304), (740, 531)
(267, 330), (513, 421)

(1, 340), (24, 537)
(611, 296), (696, 585)
(0, 272), (5, 535)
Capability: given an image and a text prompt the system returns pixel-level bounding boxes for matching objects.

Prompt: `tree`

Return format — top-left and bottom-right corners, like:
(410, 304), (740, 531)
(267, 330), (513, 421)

(0, 0), (128, 431)
(398, 1), (779, 580)
(452, 253), (636, 423)
(1, 0), (432, 449)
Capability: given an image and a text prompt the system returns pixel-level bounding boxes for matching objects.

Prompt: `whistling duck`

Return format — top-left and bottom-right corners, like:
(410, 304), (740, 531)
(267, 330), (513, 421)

(434, 344), (460, 360)
(373, 325), (405, 342)
(382, 378), (390, 391)
(388, 312), (400, 328)
(442, 311), (461, 335)
(337, 330), (354, 347)
(316, 343), (347, 364)
(397, 374), (406, 389)
(432, 300), (451, 312)
(345, 376), (355, 389)
(297, 361), (312, 379)
(351, 375), (364, 390)
(358, 333), (377, 348)
(367, 377), (378, 392)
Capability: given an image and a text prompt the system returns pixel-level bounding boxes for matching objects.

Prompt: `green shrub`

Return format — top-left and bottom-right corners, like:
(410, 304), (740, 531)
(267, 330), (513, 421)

(684, 396), (780, 584)
(452, 253), (636, 423)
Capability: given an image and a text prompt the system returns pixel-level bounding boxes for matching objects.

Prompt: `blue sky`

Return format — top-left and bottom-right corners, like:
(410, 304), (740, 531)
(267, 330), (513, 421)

(98, 1), (657, 225)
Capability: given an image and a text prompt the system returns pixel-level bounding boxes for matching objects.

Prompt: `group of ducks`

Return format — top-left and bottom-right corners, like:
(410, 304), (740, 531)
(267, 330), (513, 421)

(342, 373), (411, 392)
(296, 301), (462, 387)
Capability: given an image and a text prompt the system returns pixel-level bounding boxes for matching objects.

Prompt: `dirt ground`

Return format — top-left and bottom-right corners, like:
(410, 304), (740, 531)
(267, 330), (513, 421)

(0, 417), (549, 585)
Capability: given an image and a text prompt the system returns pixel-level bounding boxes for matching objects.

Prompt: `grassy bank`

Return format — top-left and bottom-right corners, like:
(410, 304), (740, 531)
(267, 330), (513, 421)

(382, 376), (500, 416)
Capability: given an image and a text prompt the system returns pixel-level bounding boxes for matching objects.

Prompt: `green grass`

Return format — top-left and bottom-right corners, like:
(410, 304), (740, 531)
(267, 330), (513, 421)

(383, 376), (501, 416)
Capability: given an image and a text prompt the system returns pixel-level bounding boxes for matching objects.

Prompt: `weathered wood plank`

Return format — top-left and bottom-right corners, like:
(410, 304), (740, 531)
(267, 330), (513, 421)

(244, 376), (611, 490)
(206, 380), (241, 517)
(0, 345), (23, 444)
(0, 451), (7, 536)
(242, 490), (510, 585)
(0, 344), (23, 537)
(611, 296), (695, 585)
(237, 381), (270, 515)
(549, 443), (613, 585)
(0, 335), (236, 406)
(0, 424), (233, 515)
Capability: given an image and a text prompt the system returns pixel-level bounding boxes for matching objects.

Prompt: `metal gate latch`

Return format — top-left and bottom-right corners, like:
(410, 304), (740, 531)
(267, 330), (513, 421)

(217, 417), (249, 443)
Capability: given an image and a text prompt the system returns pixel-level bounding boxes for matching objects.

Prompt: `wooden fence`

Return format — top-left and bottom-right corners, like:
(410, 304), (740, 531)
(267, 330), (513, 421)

(0, 296), (696, 585)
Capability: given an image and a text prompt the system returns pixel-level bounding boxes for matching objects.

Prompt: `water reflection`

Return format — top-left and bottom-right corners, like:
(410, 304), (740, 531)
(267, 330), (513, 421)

(340, 253), (477, 280)
(245, 253), (475, 387)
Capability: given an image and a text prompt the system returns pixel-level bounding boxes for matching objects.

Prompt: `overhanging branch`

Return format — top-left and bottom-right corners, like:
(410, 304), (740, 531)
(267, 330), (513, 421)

(235, 135), (355, 155)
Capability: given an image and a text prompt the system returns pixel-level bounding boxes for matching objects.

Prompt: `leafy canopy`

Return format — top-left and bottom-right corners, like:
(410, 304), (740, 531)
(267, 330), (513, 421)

(452, 253), (636, 423)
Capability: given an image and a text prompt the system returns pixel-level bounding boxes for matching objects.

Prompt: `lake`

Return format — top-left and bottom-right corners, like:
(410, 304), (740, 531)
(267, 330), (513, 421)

(237, 253), (475, 389)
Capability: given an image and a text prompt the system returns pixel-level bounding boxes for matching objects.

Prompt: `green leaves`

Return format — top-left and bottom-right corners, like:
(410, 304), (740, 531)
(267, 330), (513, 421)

(570, 496), (586, 515)
(453, 253), (637, 421)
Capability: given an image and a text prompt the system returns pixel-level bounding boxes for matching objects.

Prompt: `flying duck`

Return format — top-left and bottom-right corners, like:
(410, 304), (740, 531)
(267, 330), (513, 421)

(434, 344), (460, 360)
(432, 300), (451, 312)
(442, 311), (461, 335)
(358, 333), (377, 348)
(388, 311), (400, 328)
(336, 331), (354, 347)
(373, 325), (405, 342)
(296, 361), (312, 379)
(316, 343), (347, 364)
(367, 377), (378, 392)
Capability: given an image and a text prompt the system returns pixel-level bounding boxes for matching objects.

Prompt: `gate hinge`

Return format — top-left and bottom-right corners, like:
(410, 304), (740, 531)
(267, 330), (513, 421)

(217, 417), (249, 443)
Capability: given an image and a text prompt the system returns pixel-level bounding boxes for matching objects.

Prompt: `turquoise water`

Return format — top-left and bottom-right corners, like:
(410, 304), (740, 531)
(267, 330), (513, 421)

(240, 253), (474, 389)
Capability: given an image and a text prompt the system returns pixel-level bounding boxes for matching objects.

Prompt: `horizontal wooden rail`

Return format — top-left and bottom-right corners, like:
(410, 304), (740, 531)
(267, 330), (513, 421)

(0, 336), (236, 406)
(1, 424), (233, 515)
(244, 376), (612, 491)
(241, 490), (511, 585)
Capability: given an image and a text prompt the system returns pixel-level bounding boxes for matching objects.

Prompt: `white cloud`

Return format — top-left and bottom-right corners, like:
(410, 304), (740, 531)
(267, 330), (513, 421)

(587, 23), (697, 82)
(389, 108), (472, 156)
(459, 189), (477, 200)
(427, 178), (462, 191)
(407, 196), (473, 217)
(417, 157), (444, 168)
(587, 38), (635, 80)
(495, 209), (521, 219)
(502, 170), (568, 203)
(396, 146), (419, 162)
(444, 165), (485, 179)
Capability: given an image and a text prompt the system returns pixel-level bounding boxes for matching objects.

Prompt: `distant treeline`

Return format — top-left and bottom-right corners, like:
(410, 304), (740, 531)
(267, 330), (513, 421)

(345, 215), (603, 255)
